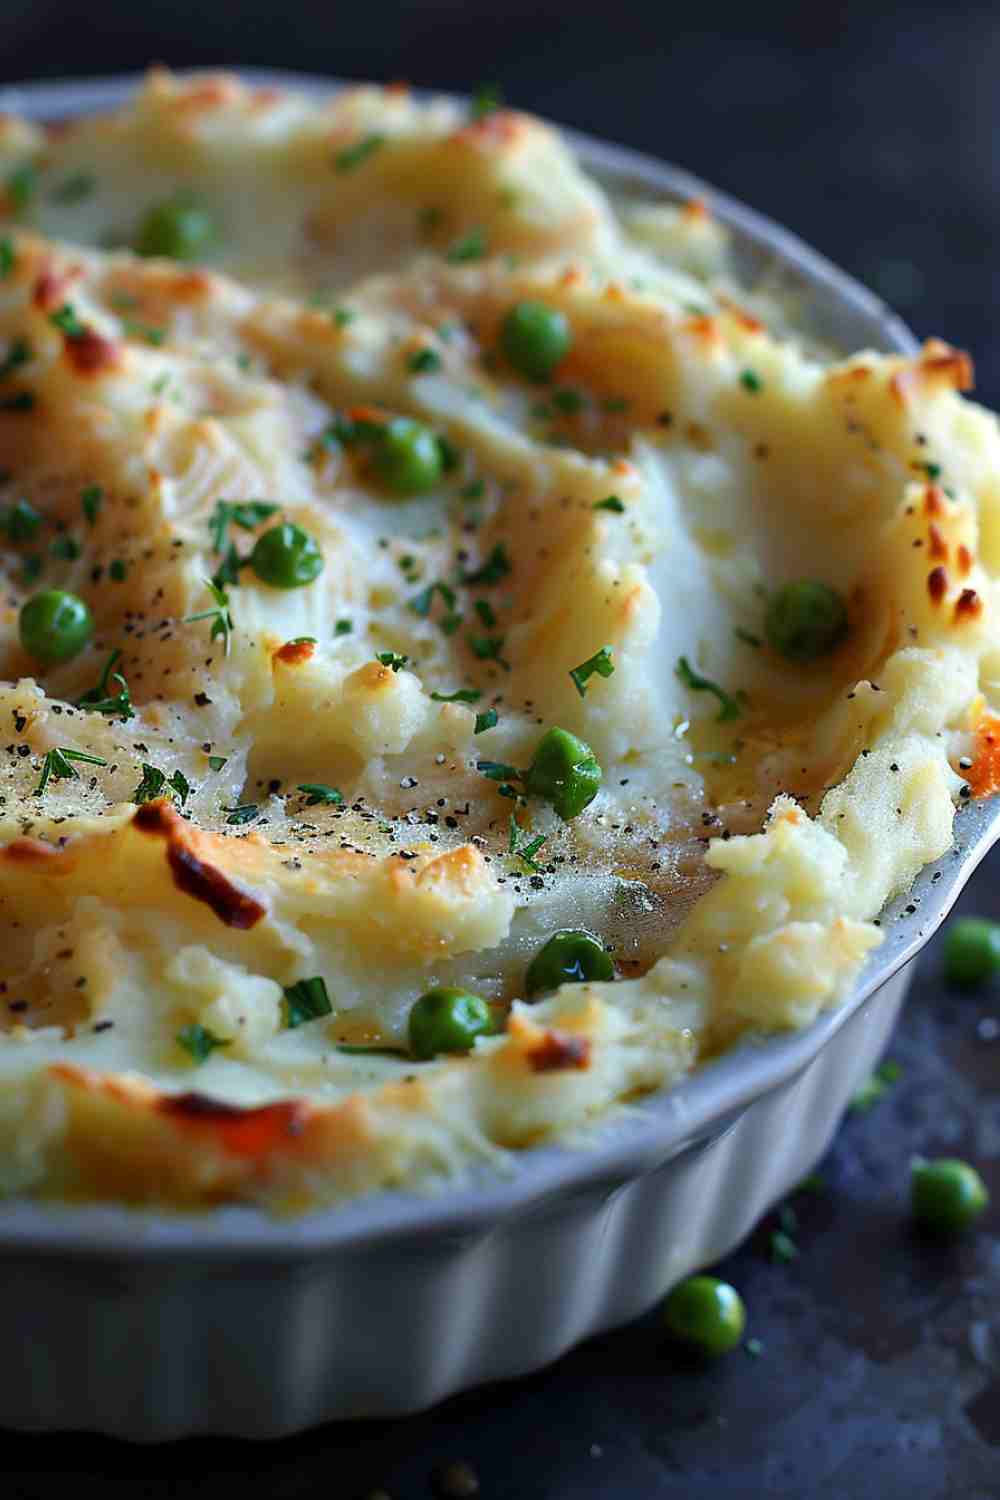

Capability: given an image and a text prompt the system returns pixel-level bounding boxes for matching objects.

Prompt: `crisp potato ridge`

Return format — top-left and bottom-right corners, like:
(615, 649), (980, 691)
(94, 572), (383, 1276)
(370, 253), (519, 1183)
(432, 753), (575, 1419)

(0, 70), (996, 1209)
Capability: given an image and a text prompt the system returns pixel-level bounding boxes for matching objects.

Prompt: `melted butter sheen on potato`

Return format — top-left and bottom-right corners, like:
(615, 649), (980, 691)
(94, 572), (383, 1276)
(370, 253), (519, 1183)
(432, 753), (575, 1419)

(0, 70), (995, 1209)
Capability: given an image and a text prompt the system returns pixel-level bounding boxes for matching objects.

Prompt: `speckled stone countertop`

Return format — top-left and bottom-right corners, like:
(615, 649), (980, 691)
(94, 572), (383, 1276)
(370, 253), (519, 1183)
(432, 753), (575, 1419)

(2, 2), (998, 1494)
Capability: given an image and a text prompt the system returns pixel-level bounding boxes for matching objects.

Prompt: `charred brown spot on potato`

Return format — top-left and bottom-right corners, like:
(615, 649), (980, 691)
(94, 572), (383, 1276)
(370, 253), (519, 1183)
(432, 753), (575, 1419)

(3, 836), (68, 867)
(63, 327), (121, 376)
(527, 1030), (591, 1073)
(927, 565), (948, 603)
(274, 638), (316, 666)
(134, 799), (266, 930)
(955, 587), (983, 621)
(928, 522), (948, 560)
(160, 1093), (309, 1155)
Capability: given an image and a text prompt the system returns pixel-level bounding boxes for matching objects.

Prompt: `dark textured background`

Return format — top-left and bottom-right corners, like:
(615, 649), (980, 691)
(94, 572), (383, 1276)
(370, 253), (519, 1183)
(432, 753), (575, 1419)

(2, 4), (999, 1495)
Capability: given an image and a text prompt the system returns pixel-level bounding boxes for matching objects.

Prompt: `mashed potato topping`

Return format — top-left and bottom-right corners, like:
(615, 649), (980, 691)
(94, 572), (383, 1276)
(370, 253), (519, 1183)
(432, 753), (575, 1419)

(0, 70), (996, 1210)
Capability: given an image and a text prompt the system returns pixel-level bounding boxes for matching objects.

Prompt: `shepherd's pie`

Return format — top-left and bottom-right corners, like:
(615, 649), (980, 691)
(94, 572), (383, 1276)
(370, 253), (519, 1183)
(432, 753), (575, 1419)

(0, 70), (997, 1210)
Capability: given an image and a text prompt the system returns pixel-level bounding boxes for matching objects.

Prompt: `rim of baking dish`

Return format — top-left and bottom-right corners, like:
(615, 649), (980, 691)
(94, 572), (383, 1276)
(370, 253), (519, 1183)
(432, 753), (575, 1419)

(0, 69), (994, 1260)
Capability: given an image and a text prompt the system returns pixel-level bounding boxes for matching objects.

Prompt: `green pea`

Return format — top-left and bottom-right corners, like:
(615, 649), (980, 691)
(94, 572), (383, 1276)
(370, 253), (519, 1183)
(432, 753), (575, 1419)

(501, 301), (572, 382)
(134, 193), (216, 261)
(249, 523), (324, 589)
(662, 1275), (746, 1356)
(943, 917), (1000, 986)
(408, 986), (494, 1060)
(525, 929), (614, 997)
(525, 726), (601, 820)
(765, 580), (848, 662)
(19, 589), (94, 664)
(911, 1157), (989, 1234)
(372, 418), (445, 495)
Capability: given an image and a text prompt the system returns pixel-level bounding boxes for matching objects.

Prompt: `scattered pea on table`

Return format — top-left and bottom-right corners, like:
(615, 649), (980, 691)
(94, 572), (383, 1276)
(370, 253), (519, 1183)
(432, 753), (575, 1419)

(911, 1157), (990, 1234)
(943, 917), (1000, 986)
(661, 1275), (747, 1356)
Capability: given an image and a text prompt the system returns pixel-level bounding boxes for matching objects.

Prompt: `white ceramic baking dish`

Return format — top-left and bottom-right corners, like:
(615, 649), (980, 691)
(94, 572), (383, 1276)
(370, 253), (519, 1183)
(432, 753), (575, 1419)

(0, 70), (996, 1441)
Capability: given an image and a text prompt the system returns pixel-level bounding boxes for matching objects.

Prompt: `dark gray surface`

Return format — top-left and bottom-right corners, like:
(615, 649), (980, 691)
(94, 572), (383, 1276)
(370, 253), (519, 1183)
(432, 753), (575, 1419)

(2, 3), (999, 1495)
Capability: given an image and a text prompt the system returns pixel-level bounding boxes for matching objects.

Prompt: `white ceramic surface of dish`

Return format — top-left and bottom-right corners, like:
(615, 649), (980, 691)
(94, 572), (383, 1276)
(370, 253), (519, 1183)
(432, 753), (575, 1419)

(0, 70), (996, 1439)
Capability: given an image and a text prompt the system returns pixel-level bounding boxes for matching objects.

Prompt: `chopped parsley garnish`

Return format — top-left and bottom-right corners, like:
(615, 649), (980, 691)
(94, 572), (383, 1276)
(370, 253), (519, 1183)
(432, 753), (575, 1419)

(602, 396), (631, 413)
(6, 163), (37, 215)
(570, 645), (615, 698)
(207, 755), (228, 772)
(224, 803), (259, 826)
(733, 626), (762, 648)
(326, 411), (385, 447)
(132, 763), (190, 806)
(409, 580), (457, 619)
(49, 304), (86, 338)
(470, 82), (503, 120)
(849, 1059), (901, 1113)
(184, 578), (233, 655)
(769, 1229), (799, 1264)
(208, 499), (280, 553)
(288, 635), (317, 645)
(0, 392), (35, 413)
(334, 133), (385, 172)
(2, 497), (42, 541)
(375, 651), (409, 672)
(33, 746), (107, 796)
(407, 347), (442, 374)
(460, 542), (511, 586)
(474, 599), (496, 628)
(77, 648), (134, 719)
(740, 368), (763, 394)
(176, 1023), (229, 1063)
(478, 759), (521, 782)
(508, 813), (547, 872)
(437, 433), (459, 472)
(297, 783), (343, 806)
(282, 975), (333, 1028)
(460, 478), (485, 501)
(0, 237), (14, 278)
(336, 1042), (407, 1056)
(210, 543), (245, 590)
(675, 655), (742, 722)
(594, 495), (625, 513)
(334, 618), (353, 635)
(474, 708), (498, 734)
(50, 534), (81, 560)
(332, 306), (354, 328)
(0, 337), (31, 381)
(552, 387), (585, 415)
(923, 461), (942, 479)
(446, 228), (488, 262)
(50, 172), (96, 204)
(21, 555), (43, 584)
(468, 634), (507, 664)
(123, 320), (166, 346)
(109, 559), (128, 582)
(431, 687), (481, 703)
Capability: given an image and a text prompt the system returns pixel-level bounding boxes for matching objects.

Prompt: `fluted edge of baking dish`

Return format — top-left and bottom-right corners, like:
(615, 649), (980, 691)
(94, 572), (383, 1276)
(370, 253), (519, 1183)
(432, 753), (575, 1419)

(0, 69), (994, 1436)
